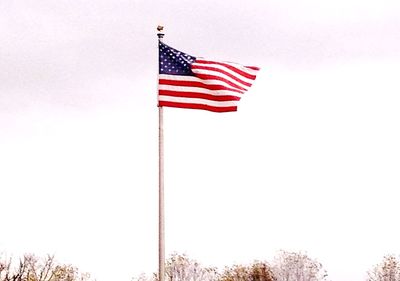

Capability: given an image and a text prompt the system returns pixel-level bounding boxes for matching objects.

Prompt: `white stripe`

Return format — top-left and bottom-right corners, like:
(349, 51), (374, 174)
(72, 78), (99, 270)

(190, 68), (251, 90)
(159, 74), (244, 93)
(159, 74), (197, 81)
(192, 61), (256, 84)
(159, 85), (243, 98)
(192, 68), (251, 90)
(196, 59), (260, 76)
(159, 96), (239, 108)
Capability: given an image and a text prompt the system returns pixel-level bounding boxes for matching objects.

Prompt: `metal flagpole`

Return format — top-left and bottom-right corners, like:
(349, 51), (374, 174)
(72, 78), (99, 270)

(157, 25), (165, 281)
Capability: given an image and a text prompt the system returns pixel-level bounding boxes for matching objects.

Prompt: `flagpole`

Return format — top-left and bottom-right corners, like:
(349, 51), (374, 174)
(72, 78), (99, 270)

(157, 25), (165, 281)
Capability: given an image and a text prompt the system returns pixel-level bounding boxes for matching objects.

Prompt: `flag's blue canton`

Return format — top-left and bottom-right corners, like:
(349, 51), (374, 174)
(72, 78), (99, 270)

(159, 42), (196, 76)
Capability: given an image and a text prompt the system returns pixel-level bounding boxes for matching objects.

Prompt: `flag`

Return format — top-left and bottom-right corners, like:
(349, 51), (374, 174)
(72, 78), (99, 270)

(158, 41), (260, 113)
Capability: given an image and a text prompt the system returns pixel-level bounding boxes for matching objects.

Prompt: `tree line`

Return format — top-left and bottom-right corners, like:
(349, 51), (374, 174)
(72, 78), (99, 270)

(1, 251), (400, 281)
(136, 252), (400, 281)
(0, 254), (91, 281)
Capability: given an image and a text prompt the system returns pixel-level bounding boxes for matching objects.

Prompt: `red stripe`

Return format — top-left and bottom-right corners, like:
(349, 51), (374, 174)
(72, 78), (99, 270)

(191, 65), (252, 87)
(159, 90), (241, 101)
(159, 79), (244, 94)
(159, 101), (237, 113)
(193, 73), (247, 91)
(195, 59), (258, 80)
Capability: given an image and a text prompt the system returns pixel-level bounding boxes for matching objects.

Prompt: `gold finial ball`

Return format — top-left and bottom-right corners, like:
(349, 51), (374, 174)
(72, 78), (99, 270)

(157, 25), (164, 32)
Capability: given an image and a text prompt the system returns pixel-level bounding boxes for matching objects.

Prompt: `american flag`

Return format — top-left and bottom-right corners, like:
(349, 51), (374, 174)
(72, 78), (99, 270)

(158, 41), (260, 113)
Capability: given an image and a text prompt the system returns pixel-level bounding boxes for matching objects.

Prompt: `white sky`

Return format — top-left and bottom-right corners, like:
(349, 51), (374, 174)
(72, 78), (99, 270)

(1, 1), (400, 281)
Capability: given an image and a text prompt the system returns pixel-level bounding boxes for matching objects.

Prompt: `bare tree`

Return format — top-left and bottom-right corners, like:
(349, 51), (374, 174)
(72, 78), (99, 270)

(367, 255), (400, 281)
(0, 254), (93, 281)
(166, 254), (218, 281)
(135, 255), (276, 281)
(271, 251), (328, 281)
(220, 261), (276, 281)
(135, 254), (218, 281)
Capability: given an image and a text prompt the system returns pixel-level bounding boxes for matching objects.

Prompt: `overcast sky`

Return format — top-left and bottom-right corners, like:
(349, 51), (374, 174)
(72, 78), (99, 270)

(1, 1), (400, 281)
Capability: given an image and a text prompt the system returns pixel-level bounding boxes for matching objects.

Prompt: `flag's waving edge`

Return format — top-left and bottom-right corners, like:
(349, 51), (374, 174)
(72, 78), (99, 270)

(158, 41), (260, 113)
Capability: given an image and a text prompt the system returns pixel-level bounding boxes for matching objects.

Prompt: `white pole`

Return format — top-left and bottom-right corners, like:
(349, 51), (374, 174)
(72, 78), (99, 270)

(157, 25), (165, 281)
